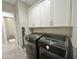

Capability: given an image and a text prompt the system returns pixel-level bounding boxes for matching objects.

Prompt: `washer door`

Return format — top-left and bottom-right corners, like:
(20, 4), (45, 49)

(26, 43), (37, 59)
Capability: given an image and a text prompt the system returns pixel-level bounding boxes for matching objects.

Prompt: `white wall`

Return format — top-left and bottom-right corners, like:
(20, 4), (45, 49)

(2, 12), (14, 18)
(2, 20), (7, 44)
(71, 0), (77, 48)
(2, 1), (15, 13)
(32, 27), (72, 37)
(15, 0), (31, 47)
(18, 0), (31, 35)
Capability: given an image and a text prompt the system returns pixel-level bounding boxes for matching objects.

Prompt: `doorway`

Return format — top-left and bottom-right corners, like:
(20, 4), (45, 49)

(3, 17), (17, 44)
(2, 14), (17, 44)
(2, 12), (27, 59)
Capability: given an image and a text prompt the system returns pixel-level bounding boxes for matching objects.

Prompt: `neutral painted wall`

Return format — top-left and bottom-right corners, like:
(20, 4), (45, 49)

(2, 24), (5, 44)
(71, 0), (77, 48)
(17, 0), (31, 35)
(2, 1), (15, 13)
(2, 20), (7, 44)
(71, 0), (77, 58)
(15, 0), (31, 47)
(32, 27), (72, 37)
(2, 12), (14, 18)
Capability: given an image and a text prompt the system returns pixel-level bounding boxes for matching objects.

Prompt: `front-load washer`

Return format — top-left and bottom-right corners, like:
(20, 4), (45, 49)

(38, 34), (73, 59)
(25, 33), (45, 59)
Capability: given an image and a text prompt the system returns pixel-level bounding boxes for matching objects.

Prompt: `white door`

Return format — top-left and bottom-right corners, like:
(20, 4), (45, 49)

(53, 0), (71, 26)
(40, 0), (51, 27)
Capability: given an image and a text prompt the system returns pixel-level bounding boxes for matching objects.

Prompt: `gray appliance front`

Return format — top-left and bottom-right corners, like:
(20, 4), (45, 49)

(26, 42), (37, 59)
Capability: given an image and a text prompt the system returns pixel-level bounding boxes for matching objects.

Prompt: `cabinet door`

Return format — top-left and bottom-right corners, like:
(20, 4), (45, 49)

(33, 4), (41, 27)
(40, 0), (51, 27)
(28, 9), (34, 27)
(51, 0), (71, 26)
(28, 4), (41, 27)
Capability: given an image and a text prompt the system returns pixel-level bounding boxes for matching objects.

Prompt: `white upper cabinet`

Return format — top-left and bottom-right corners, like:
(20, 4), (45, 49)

(28, 4), (41, 27)
(28, 0), (51, 27)
(32, 4), (41, 27)
(28, 0), (71, 27)
(40, 0), (51, 27)
(28, 9), (34, 27)
(50, 0), (71, 26)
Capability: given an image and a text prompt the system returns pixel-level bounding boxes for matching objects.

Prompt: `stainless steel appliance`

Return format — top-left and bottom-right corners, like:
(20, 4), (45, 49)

(38, 34), (73, 59)
(25, 33), (45, 59)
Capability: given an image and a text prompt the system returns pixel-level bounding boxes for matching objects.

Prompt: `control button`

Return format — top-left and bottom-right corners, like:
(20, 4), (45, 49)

(46, 45), (50, 49)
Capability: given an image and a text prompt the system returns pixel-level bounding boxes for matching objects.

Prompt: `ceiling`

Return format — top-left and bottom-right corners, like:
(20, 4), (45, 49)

(2, 0), (16, 5)
(2, 0), (40, 6)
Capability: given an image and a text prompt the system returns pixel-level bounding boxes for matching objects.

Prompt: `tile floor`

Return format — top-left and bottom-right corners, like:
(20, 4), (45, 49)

(2, 40), (28, 59)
